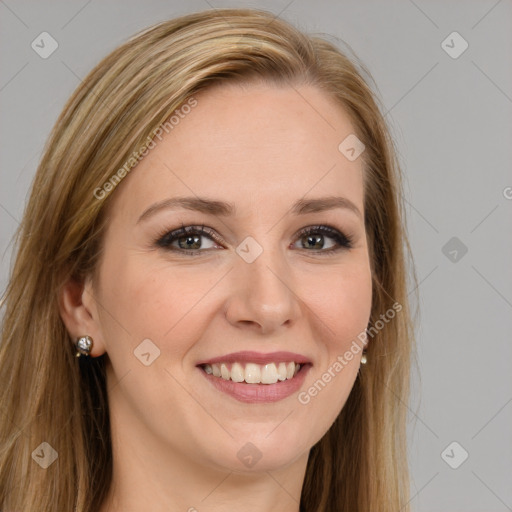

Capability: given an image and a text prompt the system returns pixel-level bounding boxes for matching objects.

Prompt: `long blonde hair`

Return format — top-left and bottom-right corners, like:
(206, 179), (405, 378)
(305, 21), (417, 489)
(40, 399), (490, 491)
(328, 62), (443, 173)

(0, 8), (416, 511)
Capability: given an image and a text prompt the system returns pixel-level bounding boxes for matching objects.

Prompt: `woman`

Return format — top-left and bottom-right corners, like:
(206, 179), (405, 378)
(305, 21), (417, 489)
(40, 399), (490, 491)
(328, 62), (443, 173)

(0, 8), (416, 512)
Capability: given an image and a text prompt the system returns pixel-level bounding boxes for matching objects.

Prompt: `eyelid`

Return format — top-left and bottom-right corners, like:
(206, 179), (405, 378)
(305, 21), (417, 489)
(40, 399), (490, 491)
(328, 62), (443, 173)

(155, 224), (224, 249)
(154, 222), (354, 255)
(294, 224), (353, 245)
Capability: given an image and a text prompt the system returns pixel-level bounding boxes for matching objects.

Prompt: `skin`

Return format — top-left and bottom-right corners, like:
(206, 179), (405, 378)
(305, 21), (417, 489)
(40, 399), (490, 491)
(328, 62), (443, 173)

(59, 81), (373, 512)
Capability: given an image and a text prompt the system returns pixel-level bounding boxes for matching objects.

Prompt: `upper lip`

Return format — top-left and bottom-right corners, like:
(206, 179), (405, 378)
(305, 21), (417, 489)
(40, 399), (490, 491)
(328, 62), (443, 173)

(196, 351), (312, 366)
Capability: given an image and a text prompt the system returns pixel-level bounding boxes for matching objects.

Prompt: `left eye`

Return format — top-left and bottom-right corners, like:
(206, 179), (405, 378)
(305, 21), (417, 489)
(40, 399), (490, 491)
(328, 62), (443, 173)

(293, 225), (353, 253)
(155, 224), (353, 255)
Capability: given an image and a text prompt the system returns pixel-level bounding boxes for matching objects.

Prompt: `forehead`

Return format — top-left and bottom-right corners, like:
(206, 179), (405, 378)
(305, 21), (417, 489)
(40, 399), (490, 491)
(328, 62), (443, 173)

(107, 82), (365, 222)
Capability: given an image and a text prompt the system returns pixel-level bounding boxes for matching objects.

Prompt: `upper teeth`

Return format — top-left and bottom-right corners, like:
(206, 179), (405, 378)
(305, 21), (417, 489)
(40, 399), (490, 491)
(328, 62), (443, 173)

(203, 362), (301, 384)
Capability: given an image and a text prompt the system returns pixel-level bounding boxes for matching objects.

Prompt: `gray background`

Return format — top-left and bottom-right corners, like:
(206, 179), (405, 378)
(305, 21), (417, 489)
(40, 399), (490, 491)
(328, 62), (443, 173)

(1, 1), (511, 510)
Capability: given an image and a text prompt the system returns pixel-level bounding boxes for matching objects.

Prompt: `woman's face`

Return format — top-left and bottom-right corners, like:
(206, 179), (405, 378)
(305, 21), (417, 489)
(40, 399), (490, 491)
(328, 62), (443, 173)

(87, 82), (372, 473)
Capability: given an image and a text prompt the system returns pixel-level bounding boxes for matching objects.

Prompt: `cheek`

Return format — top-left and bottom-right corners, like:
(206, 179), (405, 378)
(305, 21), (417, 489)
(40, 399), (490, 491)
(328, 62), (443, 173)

(97, 208), (374, 347)
(310, 260), (373, 347)
(98, 255), (219, 357)
(99, 250), (372, 357)
(298, 262), (372, 425)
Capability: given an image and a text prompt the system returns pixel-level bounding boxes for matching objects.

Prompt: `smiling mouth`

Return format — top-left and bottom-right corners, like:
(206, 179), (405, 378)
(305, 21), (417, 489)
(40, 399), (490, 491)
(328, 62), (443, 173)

(199, 361), (307, 384)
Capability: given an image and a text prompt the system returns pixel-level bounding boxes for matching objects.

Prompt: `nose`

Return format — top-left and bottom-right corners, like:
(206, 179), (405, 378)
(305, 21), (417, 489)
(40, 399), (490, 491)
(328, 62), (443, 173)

(223, 244), (302, 335)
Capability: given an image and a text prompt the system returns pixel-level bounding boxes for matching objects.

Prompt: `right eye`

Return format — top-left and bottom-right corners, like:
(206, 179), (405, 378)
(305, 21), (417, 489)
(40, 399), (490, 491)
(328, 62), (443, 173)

(155, 224), (224, 255)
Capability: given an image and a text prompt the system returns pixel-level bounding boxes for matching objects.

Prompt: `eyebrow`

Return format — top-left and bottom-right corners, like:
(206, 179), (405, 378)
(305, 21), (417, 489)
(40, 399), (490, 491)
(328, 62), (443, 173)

(137, 195), (363, 224)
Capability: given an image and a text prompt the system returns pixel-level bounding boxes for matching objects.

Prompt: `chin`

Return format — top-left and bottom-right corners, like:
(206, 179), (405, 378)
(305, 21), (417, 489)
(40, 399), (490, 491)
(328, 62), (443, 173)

(203, 432), (311, 474)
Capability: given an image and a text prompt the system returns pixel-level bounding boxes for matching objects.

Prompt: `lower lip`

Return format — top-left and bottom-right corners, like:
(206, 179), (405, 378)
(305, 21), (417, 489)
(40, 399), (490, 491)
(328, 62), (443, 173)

(197, 364), (312, 403)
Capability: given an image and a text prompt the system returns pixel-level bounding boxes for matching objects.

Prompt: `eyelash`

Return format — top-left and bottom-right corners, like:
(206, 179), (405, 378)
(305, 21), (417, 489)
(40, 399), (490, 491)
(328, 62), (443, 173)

(155, 223), (354, 256)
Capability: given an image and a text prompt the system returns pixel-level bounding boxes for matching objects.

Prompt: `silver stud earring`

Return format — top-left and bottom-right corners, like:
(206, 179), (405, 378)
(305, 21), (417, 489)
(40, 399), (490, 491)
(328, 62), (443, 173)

(75, 335), (93, 357)
(360, 350), (368, 365)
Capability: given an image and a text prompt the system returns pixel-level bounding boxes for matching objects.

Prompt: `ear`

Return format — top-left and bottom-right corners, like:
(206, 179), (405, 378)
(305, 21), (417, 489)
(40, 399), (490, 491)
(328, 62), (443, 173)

(58, 274), (107, 357)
